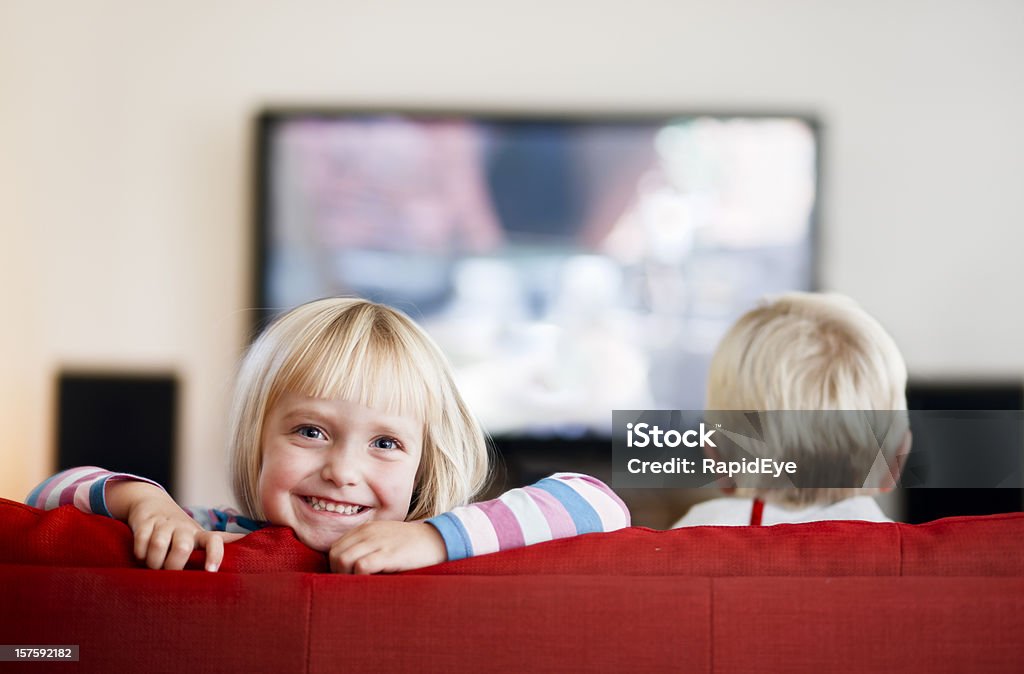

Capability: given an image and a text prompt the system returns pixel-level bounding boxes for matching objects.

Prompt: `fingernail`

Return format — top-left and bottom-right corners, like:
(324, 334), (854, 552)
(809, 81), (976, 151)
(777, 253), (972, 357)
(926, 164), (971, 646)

(206, 563), (217, 572)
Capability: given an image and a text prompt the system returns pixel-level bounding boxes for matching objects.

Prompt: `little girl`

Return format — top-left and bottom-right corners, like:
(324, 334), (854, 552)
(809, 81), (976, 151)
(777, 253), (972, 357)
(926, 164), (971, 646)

(28, 298), (629, 573)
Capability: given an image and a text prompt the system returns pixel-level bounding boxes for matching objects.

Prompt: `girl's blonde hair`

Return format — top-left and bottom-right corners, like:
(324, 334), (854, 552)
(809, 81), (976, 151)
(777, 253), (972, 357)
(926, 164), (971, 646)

(228, 297), (491, 521)
(707, 292), (909, 507)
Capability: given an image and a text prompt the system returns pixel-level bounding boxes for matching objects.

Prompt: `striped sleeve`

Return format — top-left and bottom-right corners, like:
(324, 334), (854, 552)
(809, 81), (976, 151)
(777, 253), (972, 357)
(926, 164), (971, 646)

(25, 467), (263, 534)
(181, 506), (264, 534)
(426, 472), (630, 561)
(24, 466), (164, 517)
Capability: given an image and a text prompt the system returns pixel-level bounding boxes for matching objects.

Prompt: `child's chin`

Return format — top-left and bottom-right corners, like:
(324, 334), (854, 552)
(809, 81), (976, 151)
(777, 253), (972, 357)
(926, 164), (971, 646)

(295, 531), (337, 553)
(293, 526), (357, 553)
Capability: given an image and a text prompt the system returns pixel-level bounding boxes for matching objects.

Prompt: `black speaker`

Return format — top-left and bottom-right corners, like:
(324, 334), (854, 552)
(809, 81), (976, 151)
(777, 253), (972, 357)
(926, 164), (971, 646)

(56, 372), (178, 494)
(904, 380), (1023, 523)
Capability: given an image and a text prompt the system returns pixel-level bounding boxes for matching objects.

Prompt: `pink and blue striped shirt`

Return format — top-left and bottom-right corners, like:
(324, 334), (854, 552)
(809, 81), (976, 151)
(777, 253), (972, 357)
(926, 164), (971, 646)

(427, 473), (630, 560)
(26, 467), (630, 561)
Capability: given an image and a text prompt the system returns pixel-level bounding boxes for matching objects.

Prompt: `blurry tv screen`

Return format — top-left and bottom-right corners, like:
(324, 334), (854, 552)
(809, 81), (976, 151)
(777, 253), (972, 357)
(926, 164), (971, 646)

(256, 111), (819, 437)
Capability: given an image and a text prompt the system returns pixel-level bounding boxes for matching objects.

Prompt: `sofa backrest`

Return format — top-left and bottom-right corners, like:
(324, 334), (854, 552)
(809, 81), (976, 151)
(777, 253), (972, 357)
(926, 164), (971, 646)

(2, 498), (1022, 576)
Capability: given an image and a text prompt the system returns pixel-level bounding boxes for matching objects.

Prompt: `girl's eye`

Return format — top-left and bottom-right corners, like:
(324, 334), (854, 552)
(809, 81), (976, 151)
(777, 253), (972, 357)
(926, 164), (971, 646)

(297, 426), (326, 441)
(371, 436), (401, 451)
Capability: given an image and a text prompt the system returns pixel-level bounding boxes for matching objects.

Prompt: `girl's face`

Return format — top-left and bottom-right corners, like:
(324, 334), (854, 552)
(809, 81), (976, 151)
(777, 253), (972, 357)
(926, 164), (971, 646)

(257, 392), (423, 552)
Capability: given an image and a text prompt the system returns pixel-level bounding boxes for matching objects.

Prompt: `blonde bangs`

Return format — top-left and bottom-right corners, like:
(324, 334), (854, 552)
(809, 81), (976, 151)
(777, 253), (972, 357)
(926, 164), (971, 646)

(270, 307), (439, 425)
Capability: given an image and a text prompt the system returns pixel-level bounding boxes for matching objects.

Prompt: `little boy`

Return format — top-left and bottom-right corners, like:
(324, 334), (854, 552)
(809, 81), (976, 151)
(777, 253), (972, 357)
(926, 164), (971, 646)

(674, 292), (911, 527)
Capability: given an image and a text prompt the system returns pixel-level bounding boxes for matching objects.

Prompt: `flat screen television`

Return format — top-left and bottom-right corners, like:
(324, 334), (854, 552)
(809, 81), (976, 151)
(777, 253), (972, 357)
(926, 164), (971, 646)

(255, 109), (820, 440)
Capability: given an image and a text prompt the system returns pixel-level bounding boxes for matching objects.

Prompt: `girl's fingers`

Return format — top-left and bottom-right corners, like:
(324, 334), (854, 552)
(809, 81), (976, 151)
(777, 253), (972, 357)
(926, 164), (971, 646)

(350, 550), (385, 575)
(133, 520), (156, 561)
(328, 524), (368, 557)
(328, 538), (358, 573)
(146, 523), (174, 570)
(134, 522), (243, 572)
(200, 533), (224, 572)
(330, 541), (378, 574)
(163, 527), (197, 570)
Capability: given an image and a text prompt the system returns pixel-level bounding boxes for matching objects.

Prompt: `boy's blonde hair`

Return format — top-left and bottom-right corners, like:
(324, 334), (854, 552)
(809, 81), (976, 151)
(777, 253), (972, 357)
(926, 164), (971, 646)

(228, 297), (491, 521)
(707, 292), (908, 507)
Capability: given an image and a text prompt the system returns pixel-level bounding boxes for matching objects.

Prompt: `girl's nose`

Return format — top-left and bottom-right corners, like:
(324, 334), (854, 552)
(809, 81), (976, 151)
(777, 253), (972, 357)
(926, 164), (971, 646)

(320, 449), (361, 486)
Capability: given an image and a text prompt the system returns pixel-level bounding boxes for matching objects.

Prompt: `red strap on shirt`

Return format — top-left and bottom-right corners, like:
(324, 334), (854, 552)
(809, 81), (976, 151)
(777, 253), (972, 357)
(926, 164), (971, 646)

(749, 498), (764, 526)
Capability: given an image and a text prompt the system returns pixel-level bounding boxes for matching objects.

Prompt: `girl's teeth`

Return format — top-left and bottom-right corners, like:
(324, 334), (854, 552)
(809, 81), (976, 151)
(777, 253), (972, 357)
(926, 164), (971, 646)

(306, 496), (361, 515)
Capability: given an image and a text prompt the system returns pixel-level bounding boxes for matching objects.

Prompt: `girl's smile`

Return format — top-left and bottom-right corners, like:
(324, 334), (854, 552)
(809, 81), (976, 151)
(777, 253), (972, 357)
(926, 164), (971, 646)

(257, 393), (423, 551)
(300, 495), (369, 515)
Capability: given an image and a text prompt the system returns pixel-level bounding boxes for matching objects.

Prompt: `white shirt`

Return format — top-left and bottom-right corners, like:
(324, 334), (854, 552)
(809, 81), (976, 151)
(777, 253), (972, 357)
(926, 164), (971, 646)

(672, 496), (892, 527)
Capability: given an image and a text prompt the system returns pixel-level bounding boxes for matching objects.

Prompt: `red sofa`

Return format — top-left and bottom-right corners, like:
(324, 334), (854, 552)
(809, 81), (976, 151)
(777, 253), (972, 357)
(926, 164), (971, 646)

(2, 497), (1022, 672)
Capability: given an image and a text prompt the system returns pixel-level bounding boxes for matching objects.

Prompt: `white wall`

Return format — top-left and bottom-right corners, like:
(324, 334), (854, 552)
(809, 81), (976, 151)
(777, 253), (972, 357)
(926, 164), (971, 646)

(2, 0), (1022, 504)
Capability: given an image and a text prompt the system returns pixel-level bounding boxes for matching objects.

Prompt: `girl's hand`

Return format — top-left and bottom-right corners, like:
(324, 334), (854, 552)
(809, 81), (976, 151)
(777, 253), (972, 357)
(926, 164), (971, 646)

(106, 481), (245, 571)
(328, 521), (446, 574)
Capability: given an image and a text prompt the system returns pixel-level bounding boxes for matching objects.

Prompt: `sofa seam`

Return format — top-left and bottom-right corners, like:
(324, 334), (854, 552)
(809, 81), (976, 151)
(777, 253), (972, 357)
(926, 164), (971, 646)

(897, 523), (905, 577)
(304, 574), (314, 674)
(708, 577), (715, 674)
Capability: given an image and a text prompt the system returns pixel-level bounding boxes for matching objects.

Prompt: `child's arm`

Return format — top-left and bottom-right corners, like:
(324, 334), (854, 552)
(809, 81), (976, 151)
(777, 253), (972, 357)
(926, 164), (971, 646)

(26, 466), (164, 516)
(329, 472), (630, 573)
(26, 467), (246, 571)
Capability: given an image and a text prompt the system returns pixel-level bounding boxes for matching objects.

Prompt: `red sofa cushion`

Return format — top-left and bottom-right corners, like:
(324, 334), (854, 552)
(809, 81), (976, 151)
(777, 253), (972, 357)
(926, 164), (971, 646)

(3, 498), (1023, 576)
(713, 577), (1024, 672)
(307, 574), (711, 672)
(0, 564), (311, 673)
(3, 565), (1022, 673)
